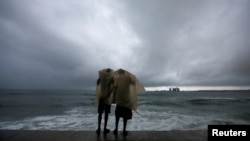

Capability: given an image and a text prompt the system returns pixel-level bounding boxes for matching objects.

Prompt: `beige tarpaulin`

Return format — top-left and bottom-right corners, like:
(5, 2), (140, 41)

(113, 69), (145, 111)
(94, 68), (114, 107)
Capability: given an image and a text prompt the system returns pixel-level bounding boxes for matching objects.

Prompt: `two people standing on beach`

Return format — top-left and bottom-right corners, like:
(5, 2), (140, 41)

(95, 68), (145, 136)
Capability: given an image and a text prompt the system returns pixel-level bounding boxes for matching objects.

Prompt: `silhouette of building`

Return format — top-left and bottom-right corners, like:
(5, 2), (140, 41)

(169, 87), (180, 92)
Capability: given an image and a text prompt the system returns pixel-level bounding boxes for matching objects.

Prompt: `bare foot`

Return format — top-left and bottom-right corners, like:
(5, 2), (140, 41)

(113, 129), (118, 136)
(103, 129), (110, 135)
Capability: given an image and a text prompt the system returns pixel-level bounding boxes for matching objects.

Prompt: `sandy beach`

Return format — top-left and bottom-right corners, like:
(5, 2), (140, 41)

(0, 130), (207, 141)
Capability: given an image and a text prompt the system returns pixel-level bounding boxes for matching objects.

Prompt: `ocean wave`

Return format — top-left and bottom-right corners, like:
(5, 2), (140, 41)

(1, 90), (250, 131)
(0, 107), (96, 130)
(0, 102), (91, 108)
(185, 97), (249, 105)
(235, 113), (250, 121)
(139, 101), (182, 107)
(1, 106), (249, 131)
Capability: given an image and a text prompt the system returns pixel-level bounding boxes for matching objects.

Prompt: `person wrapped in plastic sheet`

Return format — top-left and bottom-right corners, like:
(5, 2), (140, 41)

(95, 68), (114, 135)
(112, 68), (145, 136)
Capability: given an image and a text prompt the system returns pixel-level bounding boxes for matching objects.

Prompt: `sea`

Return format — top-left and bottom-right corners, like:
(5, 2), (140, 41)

(0, 89), (250, 131)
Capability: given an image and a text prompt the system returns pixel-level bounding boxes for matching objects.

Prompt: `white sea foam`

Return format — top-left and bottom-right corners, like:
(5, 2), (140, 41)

(1, 90), (250, 131)
(0, 106), (248, 131)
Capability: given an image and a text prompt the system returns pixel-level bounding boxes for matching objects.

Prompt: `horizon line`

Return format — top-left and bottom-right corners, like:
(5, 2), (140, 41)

(145, 86), (250, 91)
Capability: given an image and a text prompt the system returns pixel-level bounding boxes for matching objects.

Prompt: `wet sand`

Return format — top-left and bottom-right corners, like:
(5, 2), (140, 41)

(0, 130), (207, 141)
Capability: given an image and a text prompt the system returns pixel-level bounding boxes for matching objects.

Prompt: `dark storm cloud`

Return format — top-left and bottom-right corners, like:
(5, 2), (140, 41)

(0, 0), (249, 89)
(0, 0), (96, 89)
(120, 0), (250, 87)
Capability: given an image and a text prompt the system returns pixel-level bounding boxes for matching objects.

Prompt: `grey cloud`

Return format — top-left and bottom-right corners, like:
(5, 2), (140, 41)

(120, 0), (250, 87)
(0, 0), (249, 89)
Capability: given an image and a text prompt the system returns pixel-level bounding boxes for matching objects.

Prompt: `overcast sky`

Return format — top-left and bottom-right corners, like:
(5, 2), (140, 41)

(0, 0), (249, 90)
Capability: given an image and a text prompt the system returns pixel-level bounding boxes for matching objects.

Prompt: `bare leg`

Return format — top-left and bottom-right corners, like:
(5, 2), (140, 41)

(96, 113), (102, 134)
(113, 115), (119, 135)
(123, 118), (128, 136)
(104, 113), (108, 129)
(103, 112), (110, 135)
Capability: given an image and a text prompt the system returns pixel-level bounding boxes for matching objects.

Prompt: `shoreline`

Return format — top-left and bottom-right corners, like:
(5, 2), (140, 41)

(0, 130), (207, 141)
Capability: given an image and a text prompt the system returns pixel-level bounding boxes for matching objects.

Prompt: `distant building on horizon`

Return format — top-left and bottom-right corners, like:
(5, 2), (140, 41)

(169, 87), (180, 92)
